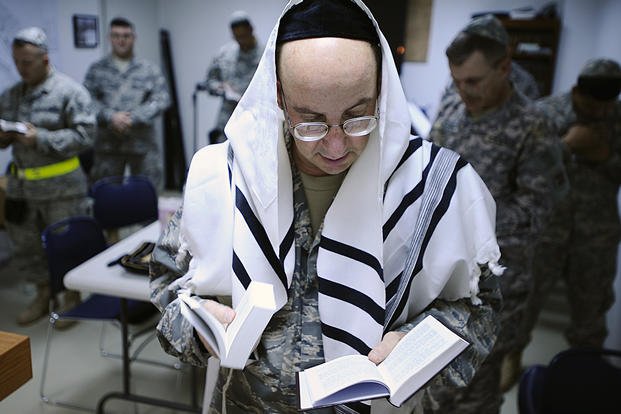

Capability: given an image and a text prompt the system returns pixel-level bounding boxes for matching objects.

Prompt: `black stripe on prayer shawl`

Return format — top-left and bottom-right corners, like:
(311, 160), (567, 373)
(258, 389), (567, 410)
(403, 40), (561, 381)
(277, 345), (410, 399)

(235, 187), (288, 289)
(386, 270), (402, 300)
(384, 146), (456, 316)
(279, 221), (294, 264)
(232, 251), (251, 289)
(319, 236), (383, 280)
(321, 322), (372, 355)
(384, 137), (423, 193)
(386, 157), (467, 329)
(318, 277), (385, 325)
(382, 144), (439, 241)
(227, 146), (234, 185)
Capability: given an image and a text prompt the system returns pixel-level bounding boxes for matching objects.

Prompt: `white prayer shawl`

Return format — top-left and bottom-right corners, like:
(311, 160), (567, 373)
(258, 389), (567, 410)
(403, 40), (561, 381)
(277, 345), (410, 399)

(175, 0), (502, 364)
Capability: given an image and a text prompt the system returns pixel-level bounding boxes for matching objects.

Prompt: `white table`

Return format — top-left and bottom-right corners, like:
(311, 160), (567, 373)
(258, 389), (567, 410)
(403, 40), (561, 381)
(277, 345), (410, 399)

(64, 221), (200, 413)
(64, 221), (161, 301)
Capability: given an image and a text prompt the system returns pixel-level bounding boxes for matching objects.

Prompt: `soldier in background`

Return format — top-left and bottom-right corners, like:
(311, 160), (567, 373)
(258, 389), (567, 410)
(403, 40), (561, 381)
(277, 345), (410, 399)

(84, 17), (170, 192)
(0, 27), (95, 325)
(203, 11), (262, 144)
(518, 58), (621, 364)
(435, 15), (540, 122)
(428, 15), (566, 413)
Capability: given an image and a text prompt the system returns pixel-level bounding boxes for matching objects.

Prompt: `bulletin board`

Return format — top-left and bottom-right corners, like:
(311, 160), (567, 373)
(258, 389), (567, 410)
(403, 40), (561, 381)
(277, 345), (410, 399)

(404, 0), (433, 62)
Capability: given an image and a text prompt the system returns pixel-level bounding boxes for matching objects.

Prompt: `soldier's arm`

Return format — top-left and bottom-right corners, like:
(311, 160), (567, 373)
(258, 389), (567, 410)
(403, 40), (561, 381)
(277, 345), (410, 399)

(589, 114), (621, 184)
(496, 117), (566, 241)
(83, 65), (117, 126)
(130, 66), (171, 126)
(398, 267), (502, 409)
(205, 52), (226, 97)
(34, 86), (95, 156)
(150, 207), (212, 367)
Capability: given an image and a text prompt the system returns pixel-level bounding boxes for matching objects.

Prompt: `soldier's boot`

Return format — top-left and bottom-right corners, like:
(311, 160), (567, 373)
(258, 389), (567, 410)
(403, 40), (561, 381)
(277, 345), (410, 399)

(16, 283), (50, 325)
(53, 290), (82, 330)
(500, 350), (523, 392)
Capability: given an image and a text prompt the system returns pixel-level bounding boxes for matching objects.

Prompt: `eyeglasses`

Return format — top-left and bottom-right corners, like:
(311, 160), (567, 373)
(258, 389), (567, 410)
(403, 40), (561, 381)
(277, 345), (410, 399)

(281, 93), (379, 142)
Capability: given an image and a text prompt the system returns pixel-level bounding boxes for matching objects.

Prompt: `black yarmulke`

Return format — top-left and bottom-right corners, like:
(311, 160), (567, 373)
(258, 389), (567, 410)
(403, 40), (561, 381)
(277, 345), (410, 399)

(277, 0), (379, 45)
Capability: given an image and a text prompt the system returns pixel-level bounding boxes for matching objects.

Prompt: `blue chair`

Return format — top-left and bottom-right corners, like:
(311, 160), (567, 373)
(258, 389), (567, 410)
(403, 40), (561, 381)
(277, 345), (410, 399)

(90, 175), (158, 231)
(518, 347), (621, 414)
(39, 216), (160, 411)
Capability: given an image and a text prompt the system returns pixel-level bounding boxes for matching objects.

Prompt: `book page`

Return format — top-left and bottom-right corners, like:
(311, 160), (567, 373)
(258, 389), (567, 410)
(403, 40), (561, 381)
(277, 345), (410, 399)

(178, 297), (225, 359)
(378, 315), (468, 404)
(304, 354), (386, 402)
(220, 281), (277, 369)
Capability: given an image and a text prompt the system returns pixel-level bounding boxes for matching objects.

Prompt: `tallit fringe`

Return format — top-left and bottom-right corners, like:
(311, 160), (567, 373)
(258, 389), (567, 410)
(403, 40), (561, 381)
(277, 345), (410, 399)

(468, 256), (505, 306)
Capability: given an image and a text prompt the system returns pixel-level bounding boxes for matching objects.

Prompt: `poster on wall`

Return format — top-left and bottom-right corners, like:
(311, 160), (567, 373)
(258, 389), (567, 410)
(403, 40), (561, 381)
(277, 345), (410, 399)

(72, 14), (98, 48)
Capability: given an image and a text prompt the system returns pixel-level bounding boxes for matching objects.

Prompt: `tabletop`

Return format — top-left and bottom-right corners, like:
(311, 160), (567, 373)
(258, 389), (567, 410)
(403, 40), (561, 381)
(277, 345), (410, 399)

(64, 221), (162, 301)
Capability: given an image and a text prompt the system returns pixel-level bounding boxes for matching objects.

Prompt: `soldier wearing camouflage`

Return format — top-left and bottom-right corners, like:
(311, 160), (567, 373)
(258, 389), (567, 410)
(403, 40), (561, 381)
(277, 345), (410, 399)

(428, 15), (566, 413)
(84, 17), (170, 191)
(151, 133), (503, 413)
(151, 1), (504, 412)
(521, 58), (621, 349)
(0, 27), (95, 325)
(204, 11), (262, 144)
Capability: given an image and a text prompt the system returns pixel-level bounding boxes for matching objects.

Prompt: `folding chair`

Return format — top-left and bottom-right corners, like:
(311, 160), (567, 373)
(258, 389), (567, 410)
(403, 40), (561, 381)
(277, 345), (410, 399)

(518, 347), (621, 413)
(90, 175), (158, 230)
(39, 216), (162, 411)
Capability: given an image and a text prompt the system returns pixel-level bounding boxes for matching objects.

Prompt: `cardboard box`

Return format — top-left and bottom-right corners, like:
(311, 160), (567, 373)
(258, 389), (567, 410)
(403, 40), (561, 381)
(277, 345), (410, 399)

(0, 331), (32, 401)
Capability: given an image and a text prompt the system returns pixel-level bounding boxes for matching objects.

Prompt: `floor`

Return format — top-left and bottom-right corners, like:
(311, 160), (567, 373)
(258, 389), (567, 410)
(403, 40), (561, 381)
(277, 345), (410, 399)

(0, 227), (575, 414)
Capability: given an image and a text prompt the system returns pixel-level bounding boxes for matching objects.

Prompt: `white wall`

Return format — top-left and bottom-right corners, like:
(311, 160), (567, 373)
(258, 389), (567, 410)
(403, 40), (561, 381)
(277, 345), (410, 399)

(0, 0), (103, 171)
(401, 0), (621, 120)
(400, 0), (562, 119)
(156, 0), (284, 164)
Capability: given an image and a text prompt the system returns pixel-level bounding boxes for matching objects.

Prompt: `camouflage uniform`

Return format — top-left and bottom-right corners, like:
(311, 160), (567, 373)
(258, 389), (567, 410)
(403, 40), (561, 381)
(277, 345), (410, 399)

(526, 89), (621, 348)
(205, 41), (262, 143)
(511, 61), (540, 101)
(0, 69), (95, 285)
(84, 55), (170, 191)
(151, 134), (503, 413)
(429, 89), (564, 413)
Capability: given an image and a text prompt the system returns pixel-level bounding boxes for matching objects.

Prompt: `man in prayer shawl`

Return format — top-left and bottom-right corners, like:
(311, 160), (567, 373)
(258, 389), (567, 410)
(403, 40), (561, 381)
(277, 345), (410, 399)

(150, 1), (503, 412)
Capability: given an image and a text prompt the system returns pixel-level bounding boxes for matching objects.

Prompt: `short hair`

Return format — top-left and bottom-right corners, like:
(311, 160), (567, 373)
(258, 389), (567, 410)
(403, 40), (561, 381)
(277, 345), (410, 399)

(110, 17), (134, 31)
(446, 32), (507, 67)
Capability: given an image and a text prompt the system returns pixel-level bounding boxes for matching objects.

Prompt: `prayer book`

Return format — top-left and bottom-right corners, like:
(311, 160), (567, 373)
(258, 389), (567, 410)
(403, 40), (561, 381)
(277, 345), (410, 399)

(0, 119), (27, 134)
(296, 315), (468, 410)
(178, 281), (277, 369)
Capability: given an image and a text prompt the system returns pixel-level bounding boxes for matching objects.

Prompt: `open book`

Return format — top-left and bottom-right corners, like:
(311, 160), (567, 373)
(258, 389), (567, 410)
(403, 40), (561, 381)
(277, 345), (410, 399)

(297, 315), (468, 410)
(178, 281), (277, 369)
(0, 119), (27, 134)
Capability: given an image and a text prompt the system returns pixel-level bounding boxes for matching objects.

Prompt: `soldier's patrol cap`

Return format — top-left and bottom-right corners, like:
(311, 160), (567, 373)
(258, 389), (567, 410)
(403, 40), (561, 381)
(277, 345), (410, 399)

(577, 58), (621, 101)
(462, 14), (509, 46)
(230, 10), (252, 27)
(13, 27), (48, 51)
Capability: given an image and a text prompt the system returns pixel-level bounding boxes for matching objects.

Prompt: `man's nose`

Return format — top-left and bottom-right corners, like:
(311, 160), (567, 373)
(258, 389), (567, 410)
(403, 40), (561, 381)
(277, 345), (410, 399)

(321, 125), (347, 151)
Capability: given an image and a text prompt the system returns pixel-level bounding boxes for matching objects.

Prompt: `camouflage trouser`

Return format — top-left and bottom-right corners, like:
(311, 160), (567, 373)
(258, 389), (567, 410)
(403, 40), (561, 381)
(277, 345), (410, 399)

(520, 219), (617, 349)
(439, 245), (532, 414)
(90, 150), (163, 192)
(518, 235), (570, 351)
(1, 196), (92, 285)
(564, 227), (618, 347)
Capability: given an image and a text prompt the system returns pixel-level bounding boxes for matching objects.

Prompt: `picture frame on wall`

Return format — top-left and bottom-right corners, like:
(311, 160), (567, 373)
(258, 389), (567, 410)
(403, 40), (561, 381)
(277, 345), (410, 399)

(73, 14), (98, 48)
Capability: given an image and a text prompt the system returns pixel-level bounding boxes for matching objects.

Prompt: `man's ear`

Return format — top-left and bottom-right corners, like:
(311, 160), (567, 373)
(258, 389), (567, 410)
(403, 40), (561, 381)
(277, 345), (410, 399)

(276, 80), (283, 110)
(498, 55), (511, 77)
